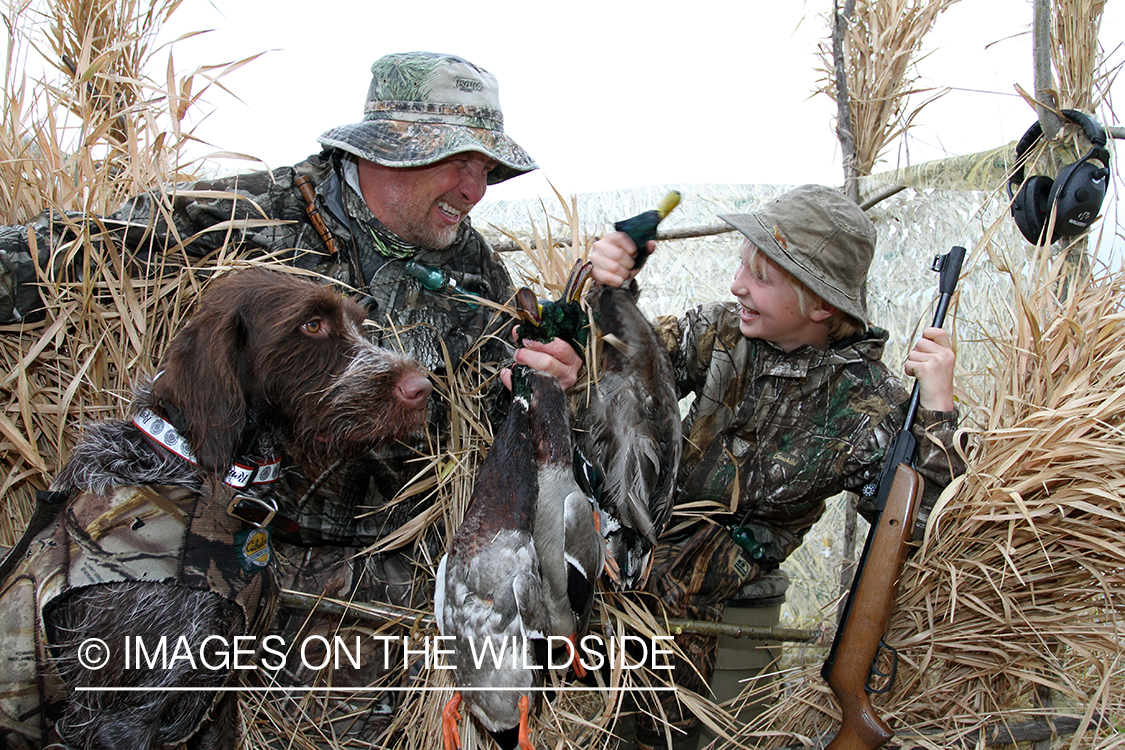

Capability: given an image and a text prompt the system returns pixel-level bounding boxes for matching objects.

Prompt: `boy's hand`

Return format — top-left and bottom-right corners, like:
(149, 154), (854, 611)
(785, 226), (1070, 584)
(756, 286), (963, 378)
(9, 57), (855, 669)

(589, 232), (656, 288)
(905, 326), (956, 412)
(502, 336), (583, 391)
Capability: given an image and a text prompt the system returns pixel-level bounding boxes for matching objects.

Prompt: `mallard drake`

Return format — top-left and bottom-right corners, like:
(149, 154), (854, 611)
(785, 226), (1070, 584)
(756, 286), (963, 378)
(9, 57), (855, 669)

(514, 260), (592, 358)
(576, 282), (682, 590)
(524, 366), (605, 678)
(436, 365), (548, 750)
(512, 254), (682, 592)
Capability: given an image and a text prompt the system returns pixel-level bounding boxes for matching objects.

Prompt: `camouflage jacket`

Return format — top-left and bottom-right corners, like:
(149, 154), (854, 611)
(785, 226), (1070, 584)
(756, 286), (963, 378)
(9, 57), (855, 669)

(655, 301), (965, 566)
(0, 150), (516, 545)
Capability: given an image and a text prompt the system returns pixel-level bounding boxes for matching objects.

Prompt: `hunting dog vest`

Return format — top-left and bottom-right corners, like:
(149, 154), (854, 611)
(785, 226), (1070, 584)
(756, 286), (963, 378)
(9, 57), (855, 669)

(0, 482), (276, 746)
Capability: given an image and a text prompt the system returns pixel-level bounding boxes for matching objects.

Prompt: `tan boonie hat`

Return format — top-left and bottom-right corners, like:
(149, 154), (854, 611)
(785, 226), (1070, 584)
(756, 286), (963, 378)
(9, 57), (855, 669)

(719, 184), (876, 326)
(317, 51), (537, 184)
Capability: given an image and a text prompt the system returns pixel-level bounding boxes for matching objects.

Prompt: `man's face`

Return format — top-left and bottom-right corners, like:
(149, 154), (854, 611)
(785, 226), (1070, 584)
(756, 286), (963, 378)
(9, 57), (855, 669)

(359, 153), (497, 249)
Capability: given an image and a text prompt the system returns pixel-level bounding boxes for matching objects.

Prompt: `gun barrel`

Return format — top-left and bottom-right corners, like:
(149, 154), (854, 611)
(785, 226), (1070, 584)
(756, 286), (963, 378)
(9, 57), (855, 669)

(929, 245), (966, 329)
(903, 246), (966, 425)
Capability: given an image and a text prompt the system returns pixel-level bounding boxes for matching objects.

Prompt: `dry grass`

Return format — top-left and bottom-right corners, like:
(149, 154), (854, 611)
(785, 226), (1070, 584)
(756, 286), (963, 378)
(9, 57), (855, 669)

(817, 0), (961, 176)
(0, 0), (262, 545)
(1053, 0), (1108, 111)
(498, 181), (592, 296)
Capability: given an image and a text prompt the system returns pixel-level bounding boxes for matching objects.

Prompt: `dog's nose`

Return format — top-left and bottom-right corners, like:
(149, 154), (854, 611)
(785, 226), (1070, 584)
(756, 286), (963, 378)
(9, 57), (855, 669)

(397, 373), (432, 410)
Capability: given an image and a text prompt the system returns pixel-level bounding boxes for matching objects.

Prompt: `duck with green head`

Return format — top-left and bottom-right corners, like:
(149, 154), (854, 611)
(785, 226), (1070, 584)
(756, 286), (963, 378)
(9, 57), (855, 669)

(436, 365), (547, 750)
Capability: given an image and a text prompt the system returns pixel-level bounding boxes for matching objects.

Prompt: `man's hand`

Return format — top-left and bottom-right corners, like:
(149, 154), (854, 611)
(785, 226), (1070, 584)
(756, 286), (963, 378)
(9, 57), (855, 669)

(905, 326), (956, 412)
(502, 337), (583, 391)
(589, 232), (656, 288)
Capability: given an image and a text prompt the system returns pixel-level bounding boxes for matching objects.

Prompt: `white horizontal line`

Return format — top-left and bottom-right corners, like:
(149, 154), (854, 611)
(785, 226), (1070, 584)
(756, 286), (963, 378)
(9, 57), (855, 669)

(77, 686), (676, 693)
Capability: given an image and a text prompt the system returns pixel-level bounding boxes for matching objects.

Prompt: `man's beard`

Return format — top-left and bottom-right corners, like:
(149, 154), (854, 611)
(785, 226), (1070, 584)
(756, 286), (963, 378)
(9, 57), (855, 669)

(412, 219), (462, 250)
(380, 191), (467, 250)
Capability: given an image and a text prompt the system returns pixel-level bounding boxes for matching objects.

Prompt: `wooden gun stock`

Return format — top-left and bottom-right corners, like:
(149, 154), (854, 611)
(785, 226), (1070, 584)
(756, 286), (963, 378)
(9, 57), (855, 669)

(824, 464), (924, 750)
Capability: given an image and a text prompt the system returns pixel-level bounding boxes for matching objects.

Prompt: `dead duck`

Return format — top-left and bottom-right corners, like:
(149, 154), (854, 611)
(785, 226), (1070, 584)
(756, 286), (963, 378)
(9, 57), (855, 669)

(576, 281), (682, 590)
(514, 260), (592, 358)
(436, 365), (548, 750)
(513, 255), (682, 591)
(575, 194), (684, 590)
(524, 366), (605, 678)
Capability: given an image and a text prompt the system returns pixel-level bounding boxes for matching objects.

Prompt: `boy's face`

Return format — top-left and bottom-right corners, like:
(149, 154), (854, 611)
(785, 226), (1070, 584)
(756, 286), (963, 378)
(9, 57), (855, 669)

(730, 243), (832, 352)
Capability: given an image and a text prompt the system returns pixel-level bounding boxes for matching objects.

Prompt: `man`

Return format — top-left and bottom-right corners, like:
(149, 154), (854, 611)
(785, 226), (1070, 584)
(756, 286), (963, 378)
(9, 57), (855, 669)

(0, 50), (579, 544)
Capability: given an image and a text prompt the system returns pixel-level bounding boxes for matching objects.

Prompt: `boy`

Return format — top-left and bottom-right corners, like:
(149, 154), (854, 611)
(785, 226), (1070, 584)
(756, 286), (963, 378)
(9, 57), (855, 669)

(589, 184), (964, 750)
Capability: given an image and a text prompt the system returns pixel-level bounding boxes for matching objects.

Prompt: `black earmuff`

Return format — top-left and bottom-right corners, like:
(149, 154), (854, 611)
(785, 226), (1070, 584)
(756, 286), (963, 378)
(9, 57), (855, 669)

(1007, 109), (1111, 244)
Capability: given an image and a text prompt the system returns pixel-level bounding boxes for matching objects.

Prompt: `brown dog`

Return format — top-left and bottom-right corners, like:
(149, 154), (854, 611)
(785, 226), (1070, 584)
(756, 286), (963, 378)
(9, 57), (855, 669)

(0, 267), (431, 749)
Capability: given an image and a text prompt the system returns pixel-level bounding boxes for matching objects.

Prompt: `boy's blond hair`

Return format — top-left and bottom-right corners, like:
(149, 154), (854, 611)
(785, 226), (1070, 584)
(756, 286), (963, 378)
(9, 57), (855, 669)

(743, 242), (865, 340)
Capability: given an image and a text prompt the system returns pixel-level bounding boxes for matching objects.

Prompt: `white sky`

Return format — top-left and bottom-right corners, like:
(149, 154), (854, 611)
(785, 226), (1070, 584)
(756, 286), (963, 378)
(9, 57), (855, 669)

(160, 0), (1123, 207)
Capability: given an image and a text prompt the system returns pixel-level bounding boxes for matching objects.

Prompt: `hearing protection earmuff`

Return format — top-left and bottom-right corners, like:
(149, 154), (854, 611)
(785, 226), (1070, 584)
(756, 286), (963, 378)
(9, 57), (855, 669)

(1007, 109), (1111, 244)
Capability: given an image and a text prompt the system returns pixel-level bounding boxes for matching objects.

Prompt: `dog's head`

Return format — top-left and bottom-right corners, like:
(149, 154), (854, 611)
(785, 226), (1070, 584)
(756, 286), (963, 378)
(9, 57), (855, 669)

(149, 268), (431, 476)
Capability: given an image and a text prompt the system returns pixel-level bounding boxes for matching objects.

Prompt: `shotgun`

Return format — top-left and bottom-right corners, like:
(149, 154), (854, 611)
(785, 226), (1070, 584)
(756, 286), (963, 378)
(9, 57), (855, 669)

(820, 245), (966, 750)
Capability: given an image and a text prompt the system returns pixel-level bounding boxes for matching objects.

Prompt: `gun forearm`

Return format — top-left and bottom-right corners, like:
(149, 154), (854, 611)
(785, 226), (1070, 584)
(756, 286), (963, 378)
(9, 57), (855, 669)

(825, 464), (924, 750)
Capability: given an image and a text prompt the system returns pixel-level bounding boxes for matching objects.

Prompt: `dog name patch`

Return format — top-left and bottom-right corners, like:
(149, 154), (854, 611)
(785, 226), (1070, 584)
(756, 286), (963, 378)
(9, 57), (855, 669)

(235, 527), (273, 572)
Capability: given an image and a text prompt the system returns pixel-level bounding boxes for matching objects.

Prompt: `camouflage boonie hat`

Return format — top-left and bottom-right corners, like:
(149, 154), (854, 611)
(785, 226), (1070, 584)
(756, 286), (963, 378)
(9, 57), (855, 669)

(720, 184), (876, 326)
(317, 51), (537, 184)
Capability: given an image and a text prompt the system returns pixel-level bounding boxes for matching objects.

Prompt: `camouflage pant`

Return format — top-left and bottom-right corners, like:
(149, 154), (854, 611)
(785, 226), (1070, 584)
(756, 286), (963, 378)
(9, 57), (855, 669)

(635, 524), (761, 750)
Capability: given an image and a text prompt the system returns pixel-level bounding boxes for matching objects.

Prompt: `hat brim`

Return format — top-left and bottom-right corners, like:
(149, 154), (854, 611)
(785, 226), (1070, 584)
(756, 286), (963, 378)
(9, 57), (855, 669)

(720, 212), (868, 326)
(317, 119), (537, 184)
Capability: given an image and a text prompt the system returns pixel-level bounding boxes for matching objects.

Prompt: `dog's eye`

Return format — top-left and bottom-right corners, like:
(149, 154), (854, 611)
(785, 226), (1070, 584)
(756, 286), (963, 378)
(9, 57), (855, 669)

(302, 319), (326, 335)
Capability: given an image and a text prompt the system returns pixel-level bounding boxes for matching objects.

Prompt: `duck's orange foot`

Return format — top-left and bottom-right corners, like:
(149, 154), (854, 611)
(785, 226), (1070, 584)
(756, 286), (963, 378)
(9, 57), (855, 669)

(442, 692), (463, 750)
(566, 632), (587, 679)
(603, 551), (621, 583)
(517, 694), (535, 750)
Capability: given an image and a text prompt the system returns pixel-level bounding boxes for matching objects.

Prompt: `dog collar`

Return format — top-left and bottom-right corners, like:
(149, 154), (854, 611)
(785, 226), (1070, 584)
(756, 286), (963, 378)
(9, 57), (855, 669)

(132, 408), (281, 489)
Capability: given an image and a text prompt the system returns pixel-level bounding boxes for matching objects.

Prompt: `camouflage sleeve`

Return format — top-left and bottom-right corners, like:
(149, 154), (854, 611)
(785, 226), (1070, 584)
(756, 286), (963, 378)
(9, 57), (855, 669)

(909, 406), (966, 534)
(0, 212), (85, 323)
(656, 302), (731, 398)
(108, 168), (304, 260)
(0, 167), (303, 325)
(652, 314), (683, 369)
(854, 404), (965, 538)
(0, 225), (43, 323)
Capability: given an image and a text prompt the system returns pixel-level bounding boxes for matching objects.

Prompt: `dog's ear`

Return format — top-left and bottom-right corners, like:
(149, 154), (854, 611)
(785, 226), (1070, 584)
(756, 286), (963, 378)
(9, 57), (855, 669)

(150, 297), (248, 478)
